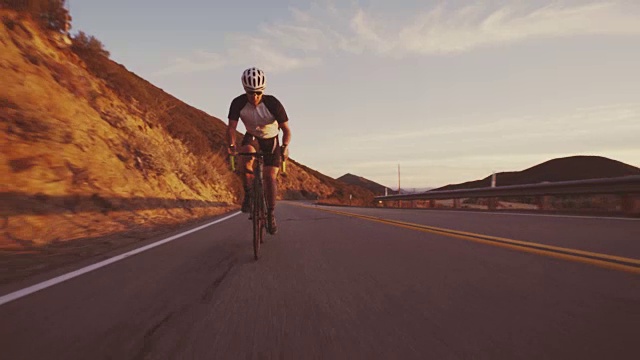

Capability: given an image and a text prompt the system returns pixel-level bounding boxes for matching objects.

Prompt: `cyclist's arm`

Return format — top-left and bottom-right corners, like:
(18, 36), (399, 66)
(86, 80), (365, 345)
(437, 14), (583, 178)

(279, 121), (291, 160)
(227, 119), (239, 148)
(227, 95), (245, 149)
(280, 121), (291, 146)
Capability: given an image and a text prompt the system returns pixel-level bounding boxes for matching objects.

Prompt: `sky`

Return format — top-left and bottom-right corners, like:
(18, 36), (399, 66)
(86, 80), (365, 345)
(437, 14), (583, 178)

(68, 0), (640, 189)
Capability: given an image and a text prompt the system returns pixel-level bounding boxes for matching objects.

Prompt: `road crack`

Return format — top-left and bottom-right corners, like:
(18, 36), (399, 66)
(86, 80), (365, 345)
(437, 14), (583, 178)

(134, 311), (176, 360)
(200, 255), (237, 303)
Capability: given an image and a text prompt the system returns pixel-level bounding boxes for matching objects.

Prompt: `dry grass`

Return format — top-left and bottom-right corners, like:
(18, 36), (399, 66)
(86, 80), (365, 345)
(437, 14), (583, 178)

(0, 10), (237, 256)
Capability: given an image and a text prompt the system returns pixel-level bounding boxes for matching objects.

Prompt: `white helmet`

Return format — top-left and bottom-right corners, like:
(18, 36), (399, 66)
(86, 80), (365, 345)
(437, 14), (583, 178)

(241, 67), (266, 91)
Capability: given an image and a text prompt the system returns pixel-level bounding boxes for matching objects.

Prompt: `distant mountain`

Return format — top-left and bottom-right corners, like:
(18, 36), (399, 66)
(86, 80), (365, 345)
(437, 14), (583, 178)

(337, 173), (398, 196)
(433, 156), (640, 191)
(399, 187), (435, 194)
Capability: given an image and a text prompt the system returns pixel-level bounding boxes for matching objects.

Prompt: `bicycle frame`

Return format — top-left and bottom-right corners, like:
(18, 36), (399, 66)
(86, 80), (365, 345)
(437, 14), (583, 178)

(252, 154), (267, 260)
(232, 152), (269, 260)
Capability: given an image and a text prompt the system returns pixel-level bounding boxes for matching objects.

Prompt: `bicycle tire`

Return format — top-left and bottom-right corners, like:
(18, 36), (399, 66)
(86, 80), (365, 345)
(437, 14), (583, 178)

(259, 193), (266, 243)
(252, 179), (263, 260)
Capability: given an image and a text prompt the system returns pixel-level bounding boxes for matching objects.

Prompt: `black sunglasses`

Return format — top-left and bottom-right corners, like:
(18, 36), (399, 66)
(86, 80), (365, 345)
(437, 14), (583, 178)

(246, 91), (263, 96)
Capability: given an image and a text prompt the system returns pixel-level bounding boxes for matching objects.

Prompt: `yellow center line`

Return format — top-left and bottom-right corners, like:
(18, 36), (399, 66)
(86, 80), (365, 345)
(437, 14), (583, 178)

(296, 204), (640, 275)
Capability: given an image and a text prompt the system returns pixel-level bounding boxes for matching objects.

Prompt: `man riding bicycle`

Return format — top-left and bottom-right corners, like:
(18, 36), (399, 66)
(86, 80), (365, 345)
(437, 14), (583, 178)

(226, 67), (291, 235)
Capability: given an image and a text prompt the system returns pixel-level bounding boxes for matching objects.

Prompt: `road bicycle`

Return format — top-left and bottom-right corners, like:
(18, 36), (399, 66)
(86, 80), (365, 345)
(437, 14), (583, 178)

(230, 151), (286, 260)
(229, 151), (287, 260)
(231, 152), (266, 260)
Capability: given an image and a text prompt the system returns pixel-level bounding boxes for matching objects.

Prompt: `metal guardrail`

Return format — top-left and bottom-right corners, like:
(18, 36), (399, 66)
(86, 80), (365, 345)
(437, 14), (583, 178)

(375, 175), (640, 201)
(374, 175), (640, 215)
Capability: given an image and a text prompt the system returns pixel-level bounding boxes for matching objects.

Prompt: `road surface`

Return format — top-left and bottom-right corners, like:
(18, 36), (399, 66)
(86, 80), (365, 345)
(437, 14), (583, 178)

(1, 202), (639, 359)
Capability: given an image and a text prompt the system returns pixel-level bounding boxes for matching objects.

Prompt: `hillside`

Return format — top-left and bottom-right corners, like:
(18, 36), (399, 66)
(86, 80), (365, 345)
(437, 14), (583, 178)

(434, 156), (640, 191)
(0, 8), (373, 280)
(338, 173), (397, 196)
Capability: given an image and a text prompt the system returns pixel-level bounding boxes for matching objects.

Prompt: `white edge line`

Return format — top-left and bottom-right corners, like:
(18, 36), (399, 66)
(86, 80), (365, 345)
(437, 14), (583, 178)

(0, 211), (242, 307)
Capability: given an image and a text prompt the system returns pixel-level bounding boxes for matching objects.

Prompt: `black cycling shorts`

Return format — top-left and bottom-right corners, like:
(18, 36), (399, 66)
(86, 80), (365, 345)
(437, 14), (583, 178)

(241, 133), (282, 167)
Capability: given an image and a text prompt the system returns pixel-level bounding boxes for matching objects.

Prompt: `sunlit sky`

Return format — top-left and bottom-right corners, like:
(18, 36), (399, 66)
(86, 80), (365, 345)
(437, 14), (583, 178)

(70, 0), (640, 189)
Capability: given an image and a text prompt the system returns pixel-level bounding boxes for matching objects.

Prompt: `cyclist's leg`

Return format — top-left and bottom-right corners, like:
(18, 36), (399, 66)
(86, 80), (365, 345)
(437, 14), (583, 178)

(257, 136), (282, 234)
(240, 134), (256, 213)
(264, 165), (279, 211)
(264, 165), (279, 234)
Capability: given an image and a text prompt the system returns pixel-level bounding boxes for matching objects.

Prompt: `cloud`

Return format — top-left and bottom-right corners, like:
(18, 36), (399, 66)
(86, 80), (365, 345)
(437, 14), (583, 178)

(154, 1), (640, 76)
(153, 50), (227, 76)
(395, 2), (640, 55)
(340, 102), (640, 176)
(227, 34), (323, 73)
(349, 9), (393, 54)
(281, 1), (640, 57)
(153, 46), (319, 77)
(350, 102), (640, 143)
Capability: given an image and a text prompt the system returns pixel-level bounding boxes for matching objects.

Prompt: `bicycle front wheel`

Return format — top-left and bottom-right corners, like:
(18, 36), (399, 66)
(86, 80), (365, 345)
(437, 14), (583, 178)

(252, 183), (263, 260)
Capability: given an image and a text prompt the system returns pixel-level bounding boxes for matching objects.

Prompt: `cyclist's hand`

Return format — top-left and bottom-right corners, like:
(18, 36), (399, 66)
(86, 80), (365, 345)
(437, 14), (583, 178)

(281, 145), (289, 161)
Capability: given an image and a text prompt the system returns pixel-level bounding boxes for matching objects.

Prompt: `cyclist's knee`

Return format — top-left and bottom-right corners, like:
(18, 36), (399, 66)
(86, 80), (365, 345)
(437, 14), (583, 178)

(264, 166), (279, 180)
(241, 144), (256, 154)
(241, 145), (255, 169)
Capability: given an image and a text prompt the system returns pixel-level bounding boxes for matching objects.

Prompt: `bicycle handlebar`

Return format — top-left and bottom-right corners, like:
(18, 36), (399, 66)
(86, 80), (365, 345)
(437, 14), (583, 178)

(235, 152), (268, 156)
(229, 152), (287, 173)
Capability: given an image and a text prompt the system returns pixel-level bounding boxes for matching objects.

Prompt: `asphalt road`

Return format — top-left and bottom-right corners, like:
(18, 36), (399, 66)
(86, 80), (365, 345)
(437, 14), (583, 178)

(1, 202), (639, 359)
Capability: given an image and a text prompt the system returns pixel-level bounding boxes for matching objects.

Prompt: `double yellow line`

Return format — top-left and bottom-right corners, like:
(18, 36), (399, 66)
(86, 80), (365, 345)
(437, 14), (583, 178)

(302, 205), (640, 275)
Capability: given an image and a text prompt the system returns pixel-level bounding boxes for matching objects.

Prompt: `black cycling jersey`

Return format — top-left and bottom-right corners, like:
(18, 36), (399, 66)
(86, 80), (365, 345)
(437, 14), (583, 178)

(228, 94), (289, 139)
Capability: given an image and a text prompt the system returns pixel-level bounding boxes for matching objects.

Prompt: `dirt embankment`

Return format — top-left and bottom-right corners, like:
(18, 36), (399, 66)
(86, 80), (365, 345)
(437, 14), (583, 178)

(0, 10), (373, 283)
(1, 9), (244, 247)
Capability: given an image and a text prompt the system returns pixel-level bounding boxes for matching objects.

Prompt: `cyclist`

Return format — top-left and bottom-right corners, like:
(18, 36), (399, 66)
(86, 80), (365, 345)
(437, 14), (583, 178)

(227, 67), (291, 235)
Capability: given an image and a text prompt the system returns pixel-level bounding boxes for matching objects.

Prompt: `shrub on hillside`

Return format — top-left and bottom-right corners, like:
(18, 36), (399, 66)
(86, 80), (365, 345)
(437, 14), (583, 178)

(71, 31), (110, 58)
(1, 0), (71, 32)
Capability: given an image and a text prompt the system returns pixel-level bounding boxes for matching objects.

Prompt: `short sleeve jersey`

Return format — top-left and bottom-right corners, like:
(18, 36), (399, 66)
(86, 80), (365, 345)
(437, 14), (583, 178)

(228, 94), (289, 139)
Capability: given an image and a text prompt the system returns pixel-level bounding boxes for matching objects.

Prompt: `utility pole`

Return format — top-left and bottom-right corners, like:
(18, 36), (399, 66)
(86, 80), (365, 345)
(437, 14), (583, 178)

(491, 171), (496, 188)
